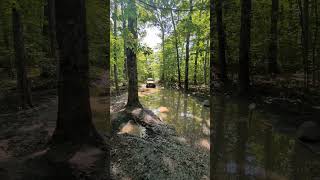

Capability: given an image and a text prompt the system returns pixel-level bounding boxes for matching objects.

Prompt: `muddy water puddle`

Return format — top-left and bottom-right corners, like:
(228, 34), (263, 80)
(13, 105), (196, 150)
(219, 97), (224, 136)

(139, 88), (320, 179)
(139, 89), (210, 151)
(210, 96), (320, 180)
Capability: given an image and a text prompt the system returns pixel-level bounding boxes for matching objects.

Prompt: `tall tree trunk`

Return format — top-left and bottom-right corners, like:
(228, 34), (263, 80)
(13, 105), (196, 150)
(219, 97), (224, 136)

(204, 40), (209, 85)
(126, 0), (142, 108)
(170, 10), (182, 89)
(41, 0), (58, 78)
(238, 0), (252, 95)
(51, 0), (103, 145)
(12, 8), (33, 109)
(105, 0), (111, 144)
(204, 50), (207, 85)
(215, 0), (228, 83)
(268, 0), (279, 75)
(161, 25), (165, 81)
(185, 0), (193, 92)
(48, 0), (59, 78)
(2, 23), (14, 79)
(303, 0), (310, 89)
(114, 64), (119, 94)
(0, 0), (14, 79)
(43, 4), (49, 37)
(113, 1), (120, 95)
(298, 0), (310, 89)
(185, 35), (190, 91)
(312, 0), (318, 86)
(194, 46), (199, 85)
(121, 2), (128, 80)
(48, 0), (57, 59)
(210, 0), (215, 95)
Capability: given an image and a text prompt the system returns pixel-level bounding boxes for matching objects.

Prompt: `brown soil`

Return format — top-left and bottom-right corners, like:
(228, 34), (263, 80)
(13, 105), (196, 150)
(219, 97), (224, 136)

(0, 92), (109, 180)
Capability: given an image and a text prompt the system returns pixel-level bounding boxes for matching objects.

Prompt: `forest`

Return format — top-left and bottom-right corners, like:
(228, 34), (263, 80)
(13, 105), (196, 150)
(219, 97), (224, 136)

(0, 0), (319, 179)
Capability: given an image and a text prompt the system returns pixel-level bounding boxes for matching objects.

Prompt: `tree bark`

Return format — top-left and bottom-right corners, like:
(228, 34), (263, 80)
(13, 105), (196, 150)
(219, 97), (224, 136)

(298, 0), (310, 89)
(105, 0), (111, 175)
(204, 51), (207, 85)
(113, 1), (120, 95)
(185, 35), (190, 91)
(185, 0), (193, 92)
(312, 0), (318, 86)
(170, 10), (182, 89)
(194, 46), (199, 85)
(126, 0), (142, 108)
(204, 40), (209, 85)
(114, 64), (119, 95)
(47, 0), (59, 78)
(121, 2), (128, 80)
(0, 1), (14, 79)
(12, 8), (33, 109)
(2, 23), (14, 79)
(161, 25), (165, 81)
(210, 0), (215, 95)
(303, 0), (310, 89)
(238, 0), (252, 95)
(268, 0), (279, 75)
(51, 0), (103, 145)
(215, 0), (228, 83)
(47, 0), (57, 59)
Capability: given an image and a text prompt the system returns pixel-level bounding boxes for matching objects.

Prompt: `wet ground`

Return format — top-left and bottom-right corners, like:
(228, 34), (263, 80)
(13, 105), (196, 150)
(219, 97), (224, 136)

(110, 87), (210, 179)
(1, 82), (319, 179)
(211, 96), (320, 180)
(139, 88), (210, 151)
(111, 86), (320, 180)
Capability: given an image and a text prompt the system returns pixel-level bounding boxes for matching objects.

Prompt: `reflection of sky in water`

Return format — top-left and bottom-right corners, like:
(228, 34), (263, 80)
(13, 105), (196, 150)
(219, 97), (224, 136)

(180, 112), (194, 119)
(140, 89), (210, 151)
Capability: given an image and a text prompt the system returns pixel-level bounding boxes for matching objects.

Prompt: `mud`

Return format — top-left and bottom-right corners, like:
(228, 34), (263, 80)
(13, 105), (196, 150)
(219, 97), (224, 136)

(111, 109), (209, 180)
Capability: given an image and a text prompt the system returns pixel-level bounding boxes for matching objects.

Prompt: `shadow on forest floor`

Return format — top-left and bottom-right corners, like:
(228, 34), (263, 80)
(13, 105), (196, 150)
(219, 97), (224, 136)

(0, 74), (110, 180)
(0, 93), (110, 180)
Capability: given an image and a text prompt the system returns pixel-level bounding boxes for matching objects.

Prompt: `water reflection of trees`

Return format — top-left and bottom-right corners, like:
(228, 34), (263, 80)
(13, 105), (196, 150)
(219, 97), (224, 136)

(209, 96), (320, 180)
(264, 124), (273, 180)
(211, 97), (226, 179)
(236, 101), (249, 180)
(142, 90), (320, 179)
